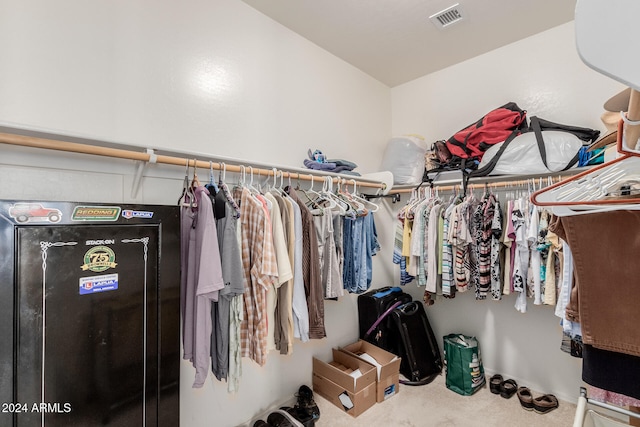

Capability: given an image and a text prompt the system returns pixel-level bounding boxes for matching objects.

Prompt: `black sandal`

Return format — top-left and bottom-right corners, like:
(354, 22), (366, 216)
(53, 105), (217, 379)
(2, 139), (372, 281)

(500, 379), (518, 399)
(489, 374), (503, 394)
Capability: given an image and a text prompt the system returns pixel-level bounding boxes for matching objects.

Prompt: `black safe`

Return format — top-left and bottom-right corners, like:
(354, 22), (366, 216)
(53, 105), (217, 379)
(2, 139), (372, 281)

(0, 201), (181, 426)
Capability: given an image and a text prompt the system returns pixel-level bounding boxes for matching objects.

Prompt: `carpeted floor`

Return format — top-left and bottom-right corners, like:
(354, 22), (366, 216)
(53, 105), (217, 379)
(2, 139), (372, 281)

(314, 373), (577, 427)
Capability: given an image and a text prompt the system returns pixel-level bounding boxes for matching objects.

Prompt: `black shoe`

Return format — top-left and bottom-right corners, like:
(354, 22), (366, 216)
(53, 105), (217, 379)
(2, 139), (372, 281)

(282, 406), (315, 426)
(253, 420), (269, 427)
(294, 385), (320, 421)
(267, 410), (296, 427)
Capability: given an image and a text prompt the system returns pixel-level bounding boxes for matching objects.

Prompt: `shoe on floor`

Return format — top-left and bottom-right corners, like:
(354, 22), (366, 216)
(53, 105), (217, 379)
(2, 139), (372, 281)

(253, 420), (269, 427)
(517, 387), (534, 411)
(294, 385), (320, 421)
(267, 409), (305, 427)
(281, 406), (315, 426)
(533, 394), (559, 414)
(489, 374), (503, 394)
(500, 379), (518, 399)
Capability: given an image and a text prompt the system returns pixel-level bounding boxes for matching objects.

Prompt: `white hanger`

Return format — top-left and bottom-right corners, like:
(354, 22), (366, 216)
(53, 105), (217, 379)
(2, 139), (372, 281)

(247, 166), (261, 194)
(319, 176), (346, 214)
(531, 152), (640, 215)
(349, 179), (380, 213)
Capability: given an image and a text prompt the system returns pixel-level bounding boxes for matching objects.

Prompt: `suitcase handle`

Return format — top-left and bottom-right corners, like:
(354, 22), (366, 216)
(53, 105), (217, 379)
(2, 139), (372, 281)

(363, 300), (404, 340)
(399, 301), (420, 315)
(371, 287), (402, 299)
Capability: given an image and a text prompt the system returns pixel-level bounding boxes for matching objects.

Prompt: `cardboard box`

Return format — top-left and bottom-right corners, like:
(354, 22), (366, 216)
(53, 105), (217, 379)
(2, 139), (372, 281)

(340, 340), (402, 403)
(312, 349), (377, 417)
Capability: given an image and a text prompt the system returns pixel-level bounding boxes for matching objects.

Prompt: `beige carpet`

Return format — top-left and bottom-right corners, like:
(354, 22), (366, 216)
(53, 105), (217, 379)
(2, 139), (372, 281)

(314, 373), (577, 427)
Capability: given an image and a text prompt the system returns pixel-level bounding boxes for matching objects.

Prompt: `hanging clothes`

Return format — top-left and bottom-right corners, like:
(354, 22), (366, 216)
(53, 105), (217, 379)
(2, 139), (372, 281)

(210, 187), (245, 382)
(313, 207), (343, 298)
(490, 199), (503, 300)
(239, 187), (279, 366)
(272, 191), (296, 355)
(288, 197), (310, 342)
(181, 185), (225, 388)
(286, 186), (326, 339)
(441, 199), (457, 297)
(393, 202), (415, 285)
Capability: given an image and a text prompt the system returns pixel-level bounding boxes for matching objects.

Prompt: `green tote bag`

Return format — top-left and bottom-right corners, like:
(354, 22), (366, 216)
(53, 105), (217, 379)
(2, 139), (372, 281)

(443, 334), (486, 396)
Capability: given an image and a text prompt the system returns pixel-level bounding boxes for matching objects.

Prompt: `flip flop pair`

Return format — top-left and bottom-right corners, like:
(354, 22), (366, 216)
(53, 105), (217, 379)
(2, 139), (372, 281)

(489, 374), (518, 399)
(517, 386), (559, 414)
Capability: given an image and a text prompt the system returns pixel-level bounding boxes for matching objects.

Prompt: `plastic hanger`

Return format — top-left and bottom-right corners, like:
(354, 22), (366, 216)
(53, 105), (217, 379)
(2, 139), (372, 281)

(347, 179), (380, 213)
(326, 177), (350, 214)
(247, 166), (260, 194)
(315, 176), (344, 213)
(180, 159), (198, 208)
(336, 178), (364, 212)
(301, 175), (323, 210)
(532, 102), (640, 215)
(208, 161), (219, 192)
(190, 158), (201, 188)
(216, 162), (241, 218)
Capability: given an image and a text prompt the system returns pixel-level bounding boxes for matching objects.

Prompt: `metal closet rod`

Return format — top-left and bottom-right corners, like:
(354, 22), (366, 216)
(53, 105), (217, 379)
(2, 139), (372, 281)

(0, 131), (386, 190)
(389, 176), (567, 194)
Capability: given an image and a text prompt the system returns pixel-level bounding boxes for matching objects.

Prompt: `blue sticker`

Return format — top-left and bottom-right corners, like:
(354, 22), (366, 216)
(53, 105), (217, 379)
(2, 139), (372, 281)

(122, 210), (154, 219)
(79, 273), (119, 295)
(384, 384), (396, 399)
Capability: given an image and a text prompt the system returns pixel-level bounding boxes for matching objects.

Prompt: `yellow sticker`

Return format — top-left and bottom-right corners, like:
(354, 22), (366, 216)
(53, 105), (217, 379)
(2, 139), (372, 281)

(81, 246), (117, 272)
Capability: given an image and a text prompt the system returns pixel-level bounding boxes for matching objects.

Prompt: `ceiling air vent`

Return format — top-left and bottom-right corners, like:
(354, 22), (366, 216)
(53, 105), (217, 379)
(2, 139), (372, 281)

(429, 3), (464, 29)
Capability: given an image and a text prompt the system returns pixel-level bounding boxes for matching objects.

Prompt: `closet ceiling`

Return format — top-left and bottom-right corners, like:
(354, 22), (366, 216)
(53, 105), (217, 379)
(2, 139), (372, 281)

(241, 0), (577, 87)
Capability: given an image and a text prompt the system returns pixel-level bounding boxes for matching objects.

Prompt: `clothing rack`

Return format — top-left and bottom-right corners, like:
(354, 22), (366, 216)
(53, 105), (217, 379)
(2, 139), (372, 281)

(389, 175), (567, 196)
(573, 387), (640, 427)
(361, 193), (401, 203)
(0, 129), (387, 197)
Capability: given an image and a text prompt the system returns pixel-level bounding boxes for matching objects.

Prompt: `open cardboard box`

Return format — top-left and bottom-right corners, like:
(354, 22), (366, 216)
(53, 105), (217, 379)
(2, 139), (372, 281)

(340, 339), (402, 402)
(312, 348), (377, 417)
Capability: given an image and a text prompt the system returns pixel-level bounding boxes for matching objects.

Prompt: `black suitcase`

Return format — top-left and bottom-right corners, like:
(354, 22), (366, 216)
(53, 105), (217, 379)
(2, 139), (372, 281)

(358, 286), (412, 354)
(390, 301), (443, 385)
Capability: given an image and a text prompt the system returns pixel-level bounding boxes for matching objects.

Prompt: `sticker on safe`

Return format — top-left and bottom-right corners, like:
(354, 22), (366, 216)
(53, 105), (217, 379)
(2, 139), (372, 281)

(81, 245), (117, 272)
(122, 209), (154, 219)
(8, 203), (63, 224)
(79, 274), (119, 295)
(72, 206), (121, 221)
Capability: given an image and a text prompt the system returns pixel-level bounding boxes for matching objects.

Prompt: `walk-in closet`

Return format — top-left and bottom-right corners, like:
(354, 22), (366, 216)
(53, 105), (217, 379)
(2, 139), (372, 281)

(1, 1), (638, 426)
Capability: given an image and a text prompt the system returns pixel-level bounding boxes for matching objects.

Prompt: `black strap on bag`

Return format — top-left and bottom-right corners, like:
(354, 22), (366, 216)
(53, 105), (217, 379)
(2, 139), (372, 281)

(529, 116), (600, 172)
(466, 129), (521, 178)
(469, 116), (600, 178)
(530, 116), (551, 170)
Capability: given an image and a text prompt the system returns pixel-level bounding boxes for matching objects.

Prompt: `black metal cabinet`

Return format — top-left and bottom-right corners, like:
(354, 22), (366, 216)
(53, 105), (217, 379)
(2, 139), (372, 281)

(0, 201), (180, 427)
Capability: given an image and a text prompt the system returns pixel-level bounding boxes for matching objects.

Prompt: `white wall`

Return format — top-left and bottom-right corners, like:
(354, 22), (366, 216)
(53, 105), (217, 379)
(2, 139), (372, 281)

(0, 1), (391, 426)
(388, 21), (627, 404)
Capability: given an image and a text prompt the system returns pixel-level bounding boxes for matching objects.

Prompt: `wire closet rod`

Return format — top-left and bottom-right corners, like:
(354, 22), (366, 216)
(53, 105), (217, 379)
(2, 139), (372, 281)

(0, 131), (386, 191)
(389, 175), (568, 195)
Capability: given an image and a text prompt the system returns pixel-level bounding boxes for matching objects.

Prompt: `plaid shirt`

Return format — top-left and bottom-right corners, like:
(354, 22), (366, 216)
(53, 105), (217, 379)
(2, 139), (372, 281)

(240, 188), (278, 366)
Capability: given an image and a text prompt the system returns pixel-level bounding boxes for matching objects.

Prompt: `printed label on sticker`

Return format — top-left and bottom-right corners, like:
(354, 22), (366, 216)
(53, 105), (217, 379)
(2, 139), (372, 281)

(79, 274), (118, 295)
(122, 210), (154, 219)
(81, 246), (117, 272)
(72, 206), (121, 221)
(383, 384), (396, 399)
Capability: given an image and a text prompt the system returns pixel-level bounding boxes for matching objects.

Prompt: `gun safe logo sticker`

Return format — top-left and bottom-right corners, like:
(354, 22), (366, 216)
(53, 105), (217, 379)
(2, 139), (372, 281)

(79, 273), (119, 295)
(80, 246), (117, 272)
(7, 203), (63, 223)
(122, 209), (154, 220)
(72, 206), (121, 221)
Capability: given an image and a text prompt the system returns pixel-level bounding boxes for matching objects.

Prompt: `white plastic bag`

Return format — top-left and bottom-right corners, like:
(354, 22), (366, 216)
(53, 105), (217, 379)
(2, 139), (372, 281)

(477, 131), (584, 175)
(380, 136), (428, 185)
